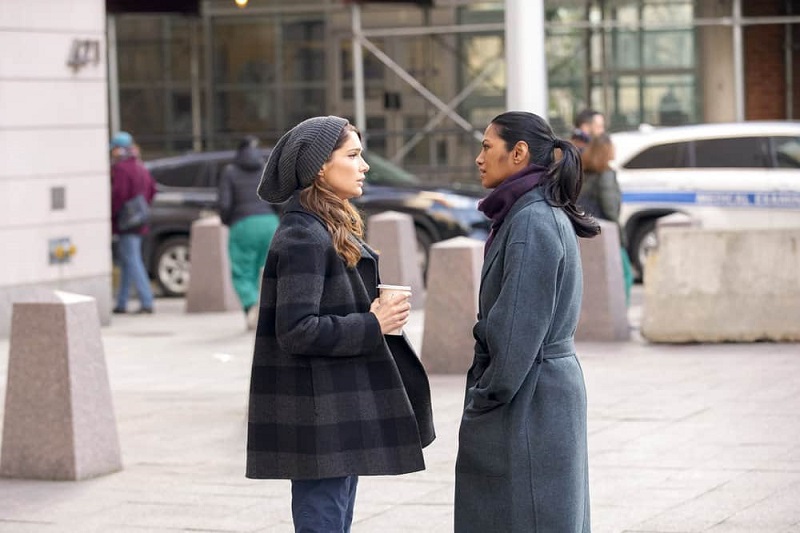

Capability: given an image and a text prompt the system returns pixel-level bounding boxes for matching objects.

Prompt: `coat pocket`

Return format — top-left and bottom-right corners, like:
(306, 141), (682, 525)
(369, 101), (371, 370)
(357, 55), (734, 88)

(455, 400), (508, 477)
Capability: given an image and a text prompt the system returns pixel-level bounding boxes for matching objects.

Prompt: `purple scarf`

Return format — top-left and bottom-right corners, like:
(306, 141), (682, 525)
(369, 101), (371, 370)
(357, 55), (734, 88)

(478, 163), (546, 256)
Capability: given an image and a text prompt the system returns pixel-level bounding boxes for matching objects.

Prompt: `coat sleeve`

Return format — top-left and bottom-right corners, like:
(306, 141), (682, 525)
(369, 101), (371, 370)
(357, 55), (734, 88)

(598, 170), (621, 222)
(467, 212), (562, 413)
(273, 221), (383, 357)
(217, 165), (234, 226)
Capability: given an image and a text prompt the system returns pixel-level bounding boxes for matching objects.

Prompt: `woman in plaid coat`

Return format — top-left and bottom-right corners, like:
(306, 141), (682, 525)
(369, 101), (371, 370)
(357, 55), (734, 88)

(246, 116), (435, 532)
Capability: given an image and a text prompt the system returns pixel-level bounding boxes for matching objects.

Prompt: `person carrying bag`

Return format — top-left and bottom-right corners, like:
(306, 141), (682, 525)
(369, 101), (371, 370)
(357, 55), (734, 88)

(110, 131), (157, 314)
(116, 193), (150, 232)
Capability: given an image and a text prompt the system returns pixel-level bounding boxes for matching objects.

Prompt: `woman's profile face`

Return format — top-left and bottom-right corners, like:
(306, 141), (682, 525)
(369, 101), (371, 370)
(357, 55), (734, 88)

(476, 124), (519, 189)
(319, 131), (370, 200)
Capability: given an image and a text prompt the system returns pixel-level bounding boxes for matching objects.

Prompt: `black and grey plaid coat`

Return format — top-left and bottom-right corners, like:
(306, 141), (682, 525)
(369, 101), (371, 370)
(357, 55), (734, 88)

(246, 194), (435, 480)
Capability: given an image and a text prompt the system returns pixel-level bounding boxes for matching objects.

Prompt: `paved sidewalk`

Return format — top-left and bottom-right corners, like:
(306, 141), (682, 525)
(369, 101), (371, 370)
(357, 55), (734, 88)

(1, 289), (799, 532)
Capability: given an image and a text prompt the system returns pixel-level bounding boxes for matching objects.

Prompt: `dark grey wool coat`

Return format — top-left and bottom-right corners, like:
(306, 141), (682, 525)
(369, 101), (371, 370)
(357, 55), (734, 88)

(454, 187), (591, 532)
(246, 194), (435, 480)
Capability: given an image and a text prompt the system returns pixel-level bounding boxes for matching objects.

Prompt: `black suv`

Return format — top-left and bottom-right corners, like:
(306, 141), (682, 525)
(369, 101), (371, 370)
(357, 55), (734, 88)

(143, 150), (489, 296)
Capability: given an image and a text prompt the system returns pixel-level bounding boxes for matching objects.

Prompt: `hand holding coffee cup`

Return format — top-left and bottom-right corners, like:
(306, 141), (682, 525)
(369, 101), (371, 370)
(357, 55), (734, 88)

(371, 284), (412, 335)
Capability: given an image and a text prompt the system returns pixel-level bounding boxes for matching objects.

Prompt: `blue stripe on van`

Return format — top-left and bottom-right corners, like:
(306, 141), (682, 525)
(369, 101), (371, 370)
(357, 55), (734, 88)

(622, 192), (696, 204)
(622, 191), (800, 209)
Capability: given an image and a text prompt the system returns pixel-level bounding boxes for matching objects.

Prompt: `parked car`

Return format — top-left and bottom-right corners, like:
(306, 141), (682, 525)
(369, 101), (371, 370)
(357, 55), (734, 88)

(611, 121), (800, 278)
(142, 150), (489, 296)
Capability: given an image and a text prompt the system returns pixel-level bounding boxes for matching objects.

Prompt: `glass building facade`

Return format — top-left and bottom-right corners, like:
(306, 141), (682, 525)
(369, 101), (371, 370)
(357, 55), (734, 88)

(111, 0), (800, 183)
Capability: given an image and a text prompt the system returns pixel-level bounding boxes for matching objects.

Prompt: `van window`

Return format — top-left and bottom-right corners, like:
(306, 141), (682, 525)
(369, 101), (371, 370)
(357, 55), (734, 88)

(624, 141), (689, 169)
(693, 137), (767, 168)
(772, 136), (800, 168)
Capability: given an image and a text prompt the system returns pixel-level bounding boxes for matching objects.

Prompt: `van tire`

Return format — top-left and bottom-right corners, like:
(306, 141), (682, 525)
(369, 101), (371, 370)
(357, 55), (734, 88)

(630, 219), (658, 281)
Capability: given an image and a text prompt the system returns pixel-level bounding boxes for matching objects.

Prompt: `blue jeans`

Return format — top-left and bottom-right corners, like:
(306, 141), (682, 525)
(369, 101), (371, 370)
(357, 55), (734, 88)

(116, 233), (154, 310)
(291, 476), (358, 533)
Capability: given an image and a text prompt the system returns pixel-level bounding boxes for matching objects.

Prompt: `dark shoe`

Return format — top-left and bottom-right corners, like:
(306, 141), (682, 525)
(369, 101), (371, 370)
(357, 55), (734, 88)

(137, 307), (154, 314)
(112, 307), (126, 314)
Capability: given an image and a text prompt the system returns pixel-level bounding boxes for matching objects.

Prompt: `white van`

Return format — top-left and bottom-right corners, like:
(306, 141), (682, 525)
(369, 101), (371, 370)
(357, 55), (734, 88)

(611, 122), (800, 277)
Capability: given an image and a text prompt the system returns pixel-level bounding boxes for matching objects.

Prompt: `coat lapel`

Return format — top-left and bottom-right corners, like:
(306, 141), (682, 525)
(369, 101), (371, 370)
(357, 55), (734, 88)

(479, 238), (503, 289)
(479, 187), (547, 289)
(356, 239), (379, 301)
(283, 194), (379, 301)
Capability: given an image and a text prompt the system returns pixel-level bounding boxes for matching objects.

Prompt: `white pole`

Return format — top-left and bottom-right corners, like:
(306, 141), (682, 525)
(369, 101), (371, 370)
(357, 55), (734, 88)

(351, 3), (367, 146)
(505, 0), (548, 116)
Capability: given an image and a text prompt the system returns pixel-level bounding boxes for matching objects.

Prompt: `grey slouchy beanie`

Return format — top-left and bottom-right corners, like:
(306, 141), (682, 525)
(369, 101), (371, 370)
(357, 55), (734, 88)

(258, 115), (349, 203)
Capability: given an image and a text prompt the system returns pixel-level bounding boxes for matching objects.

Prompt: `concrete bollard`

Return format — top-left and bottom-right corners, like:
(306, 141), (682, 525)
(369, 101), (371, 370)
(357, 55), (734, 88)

(367, 211), (425, 309)
(1, 291), (122, 480)
(642, 228), (800, 343)
(185, 215), (240, 313)
(421, 237), (483, 373)
(576, 219), (630, 341)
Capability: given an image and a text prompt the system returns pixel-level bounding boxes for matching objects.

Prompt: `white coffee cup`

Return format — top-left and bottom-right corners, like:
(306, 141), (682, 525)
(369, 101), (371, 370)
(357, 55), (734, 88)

(377, 284), (412, 336)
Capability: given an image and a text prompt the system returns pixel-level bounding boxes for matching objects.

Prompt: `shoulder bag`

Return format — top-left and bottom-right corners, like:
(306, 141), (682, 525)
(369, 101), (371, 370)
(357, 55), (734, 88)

(117, 194), (150, 232)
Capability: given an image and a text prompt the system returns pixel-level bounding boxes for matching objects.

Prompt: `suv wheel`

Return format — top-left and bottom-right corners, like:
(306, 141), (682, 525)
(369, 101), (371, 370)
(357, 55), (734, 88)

(630, 219), (658, 281)
(416, 228), (434, 285)
(155, 236), (191, 297)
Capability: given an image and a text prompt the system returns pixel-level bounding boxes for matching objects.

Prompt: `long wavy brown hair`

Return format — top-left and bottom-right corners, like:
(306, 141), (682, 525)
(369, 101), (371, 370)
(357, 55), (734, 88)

(581, 133), (615, 173)
(300, 124), (365, 268)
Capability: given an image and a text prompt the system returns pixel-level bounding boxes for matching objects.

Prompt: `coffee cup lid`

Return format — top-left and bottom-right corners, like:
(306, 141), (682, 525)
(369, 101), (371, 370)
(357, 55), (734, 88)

(377, 284), (412, 291)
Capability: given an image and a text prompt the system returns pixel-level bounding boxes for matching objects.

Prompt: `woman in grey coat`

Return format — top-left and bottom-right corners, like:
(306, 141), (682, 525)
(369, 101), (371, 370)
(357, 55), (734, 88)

(455, 111), (600, 532)
(247, 116), (435, 533)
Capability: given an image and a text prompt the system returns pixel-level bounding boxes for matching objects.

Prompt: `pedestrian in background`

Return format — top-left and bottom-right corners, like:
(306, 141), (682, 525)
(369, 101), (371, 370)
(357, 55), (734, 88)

(455, 111), (599, 532)
(217, 136), (279, 330)
(570, 108), (606, 151)
(110, 131), (157, 314)
(246, 116), (435, 532)
(580, 133), (634, 305)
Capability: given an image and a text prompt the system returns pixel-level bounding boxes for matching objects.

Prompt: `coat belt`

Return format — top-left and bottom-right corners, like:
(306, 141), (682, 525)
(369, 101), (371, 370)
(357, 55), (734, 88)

(541, 338), (575, 359)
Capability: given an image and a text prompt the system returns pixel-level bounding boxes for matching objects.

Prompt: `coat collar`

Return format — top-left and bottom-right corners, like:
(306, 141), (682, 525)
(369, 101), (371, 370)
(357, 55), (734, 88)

(479, 187), (548, 287)
(282, 192), (378, 291)
(282, 192), (324, 225)
(283, 192), (375, 259)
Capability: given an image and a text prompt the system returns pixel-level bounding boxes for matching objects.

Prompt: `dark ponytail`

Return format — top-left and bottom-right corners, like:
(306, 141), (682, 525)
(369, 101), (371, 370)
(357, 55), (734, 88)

(546, 138), (600, 238)
(490, 111), (600, 238)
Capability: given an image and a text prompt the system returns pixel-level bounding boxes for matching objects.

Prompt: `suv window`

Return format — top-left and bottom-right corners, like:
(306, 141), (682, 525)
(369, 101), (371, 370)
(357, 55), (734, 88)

(206, 159), (233, 188)
(151, 161), (208, 188)
(363, 152), (418, 186)
(693, 137), (767, 168)
(772, 136), (800, 168)
(624, 141), (690, 169)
